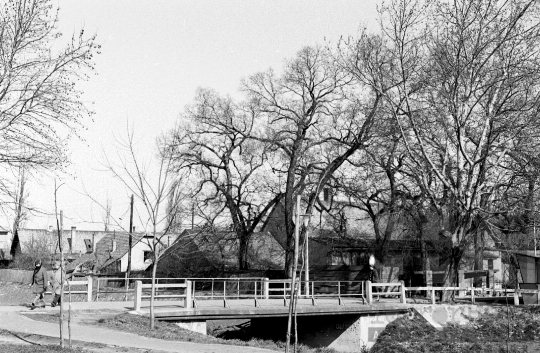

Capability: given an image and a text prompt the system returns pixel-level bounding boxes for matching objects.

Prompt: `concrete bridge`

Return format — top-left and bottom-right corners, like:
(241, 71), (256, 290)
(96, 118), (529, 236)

(130, 278), (514, 351)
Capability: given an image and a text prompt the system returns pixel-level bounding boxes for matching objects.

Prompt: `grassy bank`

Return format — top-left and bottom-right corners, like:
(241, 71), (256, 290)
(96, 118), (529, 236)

(371, 307), (540, 352)
(26, 312), (340, 353)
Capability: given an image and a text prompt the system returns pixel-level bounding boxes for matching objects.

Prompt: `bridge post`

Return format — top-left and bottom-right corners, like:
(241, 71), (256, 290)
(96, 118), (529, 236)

(458, 270), (466, 297)
(87, 275), (93, 302)
(366, 280), (372, 304)
(264, 278), (269, 300)
(471, 287), (475, 304)
(134, 280), (142, 311)
(514, 291), (519, 306)
(185, 280), (192, 309)
(399, 280), (406, 304)
(488, 270), (494, 293)
(430, 288), (436, 305)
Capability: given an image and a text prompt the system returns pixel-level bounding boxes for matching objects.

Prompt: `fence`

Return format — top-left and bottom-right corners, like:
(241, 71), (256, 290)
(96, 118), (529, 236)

(43, 277), (93, 302)
(133, 280), (192, 311)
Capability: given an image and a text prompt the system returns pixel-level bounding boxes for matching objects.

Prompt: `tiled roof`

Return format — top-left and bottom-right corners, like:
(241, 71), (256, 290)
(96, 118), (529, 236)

(95, 231), (182, 270)
(163, 228), (284, 270)
(94, 231), (146, 264)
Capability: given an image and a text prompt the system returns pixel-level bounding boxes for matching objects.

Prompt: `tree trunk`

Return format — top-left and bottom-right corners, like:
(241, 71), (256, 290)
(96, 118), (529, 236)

(238, 232), (250, 271)
(441, 245), (463, 302)
(150, 254), (158, 330)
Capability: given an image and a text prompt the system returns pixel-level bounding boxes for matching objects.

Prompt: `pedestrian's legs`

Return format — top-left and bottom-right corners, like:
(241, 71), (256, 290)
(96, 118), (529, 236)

(51, 294), (61, 307)
(38, 293), (46, 307)
(31, 294), (40, 306)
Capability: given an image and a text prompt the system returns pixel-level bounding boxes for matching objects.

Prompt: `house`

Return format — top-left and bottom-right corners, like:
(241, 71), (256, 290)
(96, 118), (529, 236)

(0, 227), (12, 262)
(156, 228), (285, 277)
(261, 194), (505, 287)
(95, 231), (181, 274)
(94, 231), (163, 274)
(10, 227), (110, 258)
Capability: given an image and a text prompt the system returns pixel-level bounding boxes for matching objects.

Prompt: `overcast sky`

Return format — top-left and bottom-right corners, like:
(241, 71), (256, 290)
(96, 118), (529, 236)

(17, 0), (379, 231)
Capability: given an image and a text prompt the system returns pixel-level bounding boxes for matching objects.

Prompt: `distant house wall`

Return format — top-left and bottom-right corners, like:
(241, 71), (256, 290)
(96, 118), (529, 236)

(0, 229), (11, 260)
(15, 228), (108, 255)
(119, 237), (153, 272)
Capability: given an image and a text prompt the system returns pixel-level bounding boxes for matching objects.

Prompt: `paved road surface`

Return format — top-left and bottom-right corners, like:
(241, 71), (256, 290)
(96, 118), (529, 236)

(0, 304), (278, 352)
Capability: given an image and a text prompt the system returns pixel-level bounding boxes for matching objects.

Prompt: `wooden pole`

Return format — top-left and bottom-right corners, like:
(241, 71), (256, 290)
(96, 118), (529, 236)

(126, 195), (134, 300)
(128, 195), (134, 277)
(57, 210), (64, 348)
(286, 195), (301, 353)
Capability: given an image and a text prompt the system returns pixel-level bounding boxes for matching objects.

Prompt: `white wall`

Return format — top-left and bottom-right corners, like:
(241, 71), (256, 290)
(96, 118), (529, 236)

(120, 237), (153, 272)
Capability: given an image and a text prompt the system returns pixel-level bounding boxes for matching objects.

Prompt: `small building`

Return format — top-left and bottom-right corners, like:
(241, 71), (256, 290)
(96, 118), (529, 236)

(10, 227), (110, 258)
(95, 231), (178, 274)
(157, 228), (285, 277)
(0, 227), (12, 263)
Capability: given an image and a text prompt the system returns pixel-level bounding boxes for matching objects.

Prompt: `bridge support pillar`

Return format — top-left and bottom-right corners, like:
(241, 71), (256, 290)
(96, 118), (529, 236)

(134, 280), (142, 311)
(174, 320), (207, 335)
(87, 276), (93, 302)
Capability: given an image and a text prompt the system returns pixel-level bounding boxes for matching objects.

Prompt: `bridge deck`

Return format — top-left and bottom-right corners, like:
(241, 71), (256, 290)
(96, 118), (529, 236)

(136, 298), (409, 320)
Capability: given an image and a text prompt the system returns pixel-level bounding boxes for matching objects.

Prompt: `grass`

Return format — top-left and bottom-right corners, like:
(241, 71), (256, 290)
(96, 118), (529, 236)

(26, 312), (340, 353)
(370, 307), (540, 353)
(23, 307), (540, 353)
(0, 328), (88, 353)
(0, 345), (88, 353)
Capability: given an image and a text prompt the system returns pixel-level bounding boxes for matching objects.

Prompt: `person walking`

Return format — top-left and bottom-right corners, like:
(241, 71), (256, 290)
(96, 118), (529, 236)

(49, 262), (66, 307)
(369, 260), (381, 302)
(360, 254), (380, 302)
(29, 259), (48, 309)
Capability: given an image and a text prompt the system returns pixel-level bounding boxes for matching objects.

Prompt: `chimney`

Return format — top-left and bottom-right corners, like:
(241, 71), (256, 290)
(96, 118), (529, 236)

(69, 227), (76, 253)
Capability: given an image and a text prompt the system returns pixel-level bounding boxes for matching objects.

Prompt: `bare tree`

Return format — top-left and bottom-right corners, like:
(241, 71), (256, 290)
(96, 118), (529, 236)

(166, 88), (282, 270)
(102, 199), (112, 232)
(377, 0), (540, 295)
(105, 127), (186, 329)
(243, 44), (387, 277)
(0, 0), (98, 171)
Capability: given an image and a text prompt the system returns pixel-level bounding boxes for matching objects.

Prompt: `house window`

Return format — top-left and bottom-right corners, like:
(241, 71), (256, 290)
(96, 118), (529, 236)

(144, 251), (152, 262)
(84, 239), (93, 253)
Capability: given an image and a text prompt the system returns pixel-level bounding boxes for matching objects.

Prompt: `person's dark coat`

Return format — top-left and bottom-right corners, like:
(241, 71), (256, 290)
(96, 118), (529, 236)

(31, 266), (48, 294)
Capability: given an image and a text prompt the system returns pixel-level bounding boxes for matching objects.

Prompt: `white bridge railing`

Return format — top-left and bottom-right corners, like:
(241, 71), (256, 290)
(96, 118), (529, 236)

(45, 276), (93, 302)
(109, 277), (540, 309)
(131, 278), (367, 310)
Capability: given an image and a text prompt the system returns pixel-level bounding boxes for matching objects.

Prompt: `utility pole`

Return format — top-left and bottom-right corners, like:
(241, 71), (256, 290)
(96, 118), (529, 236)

(126, 195), (134, 299)
(128, 194), (134, 277)
(286, 195), (301, 353)
(57, 210), (64, 348)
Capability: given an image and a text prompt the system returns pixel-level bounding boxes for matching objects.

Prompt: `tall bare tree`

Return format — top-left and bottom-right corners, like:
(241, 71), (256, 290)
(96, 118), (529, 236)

(105, 127), (186, 329)
(0, 0), (98, 171)
(166, 88), (282, 270)
(378, 0), (540, 294)
(243, 44), (387, 276)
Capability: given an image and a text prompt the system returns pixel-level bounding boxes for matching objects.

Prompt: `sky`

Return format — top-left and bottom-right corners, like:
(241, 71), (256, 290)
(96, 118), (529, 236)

(17, 0), (380, 232)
